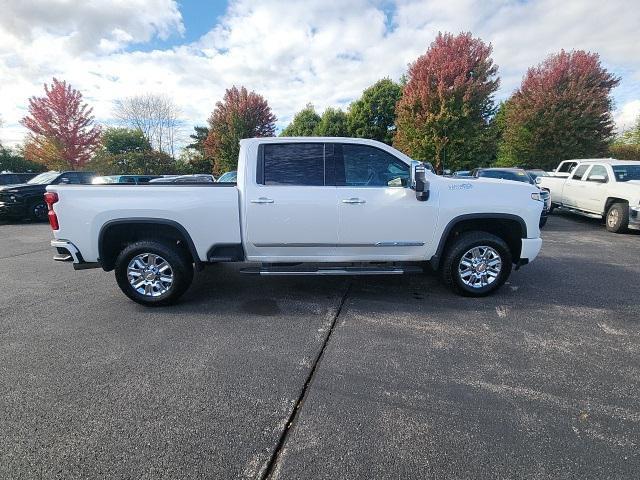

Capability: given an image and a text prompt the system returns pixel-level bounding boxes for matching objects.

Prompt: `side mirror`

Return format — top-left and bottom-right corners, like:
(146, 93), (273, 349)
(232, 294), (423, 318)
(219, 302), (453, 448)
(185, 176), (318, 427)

(58, 177), (70, 184)
(534, 177), (542, 185)
(443, 169), (452, 176)
(588, 174), (607, 183)
(411, 161), (430, 202)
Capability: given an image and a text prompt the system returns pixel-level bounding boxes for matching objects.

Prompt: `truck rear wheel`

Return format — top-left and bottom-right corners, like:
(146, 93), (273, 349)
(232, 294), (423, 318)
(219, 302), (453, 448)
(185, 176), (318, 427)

(441, 231), (512, 297)
(114, 240), (193, 306)
(605, 203), (628, 233)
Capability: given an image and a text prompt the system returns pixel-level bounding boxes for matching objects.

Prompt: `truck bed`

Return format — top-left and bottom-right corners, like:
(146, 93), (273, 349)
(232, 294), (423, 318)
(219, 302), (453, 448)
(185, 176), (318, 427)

(47, 184), (241, 263)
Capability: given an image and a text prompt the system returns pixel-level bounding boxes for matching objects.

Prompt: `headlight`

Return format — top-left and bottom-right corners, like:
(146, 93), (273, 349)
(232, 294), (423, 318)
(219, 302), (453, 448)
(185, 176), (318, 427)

(531, 192), (543, 201)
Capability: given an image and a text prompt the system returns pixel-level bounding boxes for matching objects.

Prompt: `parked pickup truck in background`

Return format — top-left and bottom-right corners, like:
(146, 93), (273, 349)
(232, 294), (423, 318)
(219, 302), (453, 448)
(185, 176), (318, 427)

(539, 159), (640, 232)
(46, 137), (544, 306)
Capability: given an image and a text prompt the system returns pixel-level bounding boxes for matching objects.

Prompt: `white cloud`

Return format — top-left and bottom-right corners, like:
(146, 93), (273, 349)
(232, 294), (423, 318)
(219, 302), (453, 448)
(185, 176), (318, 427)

(1, 0), (639, 147)
(615, 100), (640, 132)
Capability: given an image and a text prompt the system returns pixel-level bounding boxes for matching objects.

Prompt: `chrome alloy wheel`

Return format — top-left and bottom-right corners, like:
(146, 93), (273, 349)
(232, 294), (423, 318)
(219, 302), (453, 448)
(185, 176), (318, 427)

(127, 253), (174, 297)
(607, 208), (619, 228)
(458, 246), (502, 289)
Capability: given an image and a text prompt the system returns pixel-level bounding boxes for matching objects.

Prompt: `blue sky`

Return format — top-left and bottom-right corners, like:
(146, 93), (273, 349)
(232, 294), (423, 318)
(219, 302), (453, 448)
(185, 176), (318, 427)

(0, 0), (639, 147)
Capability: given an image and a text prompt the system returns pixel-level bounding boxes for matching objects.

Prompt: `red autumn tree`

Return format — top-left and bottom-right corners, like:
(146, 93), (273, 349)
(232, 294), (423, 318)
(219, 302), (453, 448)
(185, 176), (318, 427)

(497, 50), (620, 169)
(204, 86), (276, 174)
(394, 32), (499, 171)
(22, 78), (101, 170)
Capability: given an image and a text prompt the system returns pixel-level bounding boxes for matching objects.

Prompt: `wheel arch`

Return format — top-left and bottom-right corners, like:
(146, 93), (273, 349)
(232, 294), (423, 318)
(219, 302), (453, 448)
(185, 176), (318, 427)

(430, 213), (526, 270)
(604, 197), (628, 216)
(98, 218), (200, 271)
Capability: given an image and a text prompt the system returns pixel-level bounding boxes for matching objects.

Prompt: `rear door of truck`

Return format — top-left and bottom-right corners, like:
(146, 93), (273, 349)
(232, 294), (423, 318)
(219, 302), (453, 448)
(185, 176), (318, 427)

(242, 142), (337, 260)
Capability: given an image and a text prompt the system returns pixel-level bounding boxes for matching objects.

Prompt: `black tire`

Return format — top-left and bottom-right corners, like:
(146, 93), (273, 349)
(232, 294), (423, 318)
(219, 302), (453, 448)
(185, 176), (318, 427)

(441, 231), (512, 297)
(114, 240), (193, 306)
(605, 203), (628, 233)
(539, 216), (548, 228)
(29, 200), (48, 221)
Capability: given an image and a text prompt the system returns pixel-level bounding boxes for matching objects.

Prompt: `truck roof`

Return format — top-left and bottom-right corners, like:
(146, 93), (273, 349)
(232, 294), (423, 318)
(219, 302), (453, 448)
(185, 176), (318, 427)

(566, 158), (638, 165)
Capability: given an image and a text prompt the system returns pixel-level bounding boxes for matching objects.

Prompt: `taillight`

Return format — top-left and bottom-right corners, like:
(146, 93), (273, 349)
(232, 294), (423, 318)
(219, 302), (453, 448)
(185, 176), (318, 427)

(44, 192), (59, 230)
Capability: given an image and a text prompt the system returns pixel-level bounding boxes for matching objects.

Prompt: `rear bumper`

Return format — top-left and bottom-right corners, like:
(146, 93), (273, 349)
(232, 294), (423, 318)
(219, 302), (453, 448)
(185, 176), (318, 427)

(51, 239), (100, 270)
(520, 237), (542, 262)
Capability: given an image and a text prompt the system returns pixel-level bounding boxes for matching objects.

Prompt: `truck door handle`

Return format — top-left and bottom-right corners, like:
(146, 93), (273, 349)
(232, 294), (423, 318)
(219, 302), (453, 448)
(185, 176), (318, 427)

(342, 198), (366, 204)
(251, 197), (274, 204)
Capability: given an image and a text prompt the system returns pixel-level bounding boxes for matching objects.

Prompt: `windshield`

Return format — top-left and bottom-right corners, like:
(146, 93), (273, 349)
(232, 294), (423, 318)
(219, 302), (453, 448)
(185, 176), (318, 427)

(612, 165), (640, 182)
(27, 171), (59, 184)
(218, 171), (237, 182)
(478, 170), (533, 184)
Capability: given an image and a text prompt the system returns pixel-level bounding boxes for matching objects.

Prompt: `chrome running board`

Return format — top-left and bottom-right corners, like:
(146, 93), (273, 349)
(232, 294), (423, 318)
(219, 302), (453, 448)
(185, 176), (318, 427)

(240, 265), (423, 276)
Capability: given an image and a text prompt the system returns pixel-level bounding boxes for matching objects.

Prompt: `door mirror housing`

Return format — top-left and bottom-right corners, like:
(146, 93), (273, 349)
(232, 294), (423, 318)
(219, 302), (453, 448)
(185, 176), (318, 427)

(411, 161), (430, 201)
(534, 176), (543, 185)
(588, 174), (607, 183)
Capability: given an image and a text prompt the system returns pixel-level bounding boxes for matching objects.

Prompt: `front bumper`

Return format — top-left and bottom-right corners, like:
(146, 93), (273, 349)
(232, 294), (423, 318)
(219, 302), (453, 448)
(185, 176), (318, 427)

(630, 206), (640, 230)
(51, 239), (100, 270)
(0, 201), (26, 218)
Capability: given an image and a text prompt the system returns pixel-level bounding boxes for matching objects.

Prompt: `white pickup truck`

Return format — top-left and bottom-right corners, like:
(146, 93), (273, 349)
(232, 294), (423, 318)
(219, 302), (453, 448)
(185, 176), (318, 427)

(46, 137), (543, 306)
(539, 159), (640, 233)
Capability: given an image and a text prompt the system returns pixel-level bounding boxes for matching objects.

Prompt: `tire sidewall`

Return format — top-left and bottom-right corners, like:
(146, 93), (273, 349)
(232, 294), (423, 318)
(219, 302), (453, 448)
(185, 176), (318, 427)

(449, 236), (512, 296)
(115, 241), (193, 306)
(606, 204), (628, 233)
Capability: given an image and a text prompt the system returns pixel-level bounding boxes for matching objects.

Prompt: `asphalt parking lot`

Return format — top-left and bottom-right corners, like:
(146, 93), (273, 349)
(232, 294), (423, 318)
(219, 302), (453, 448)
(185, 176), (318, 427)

(1, 214), (638, 479)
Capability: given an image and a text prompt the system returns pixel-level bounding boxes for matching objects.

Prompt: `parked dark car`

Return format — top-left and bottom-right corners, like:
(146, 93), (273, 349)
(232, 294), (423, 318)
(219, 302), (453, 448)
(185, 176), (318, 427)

(92, 175), (163, 184)
(0, 171), (95, 221)
(0, 172), (37, 185)
(148, 174), (216, 184)
(470, 167), (550, 227)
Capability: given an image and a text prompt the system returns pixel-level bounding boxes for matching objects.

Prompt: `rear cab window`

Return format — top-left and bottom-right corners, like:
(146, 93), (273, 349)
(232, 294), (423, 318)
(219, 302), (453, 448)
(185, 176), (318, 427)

(259, 143), (326, 186)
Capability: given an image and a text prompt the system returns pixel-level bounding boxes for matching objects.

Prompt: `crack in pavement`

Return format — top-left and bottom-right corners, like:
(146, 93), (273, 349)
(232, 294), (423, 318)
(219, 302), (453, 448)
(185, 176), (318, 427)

(261, 282), (352, 480)
(0, 247), (50, 260)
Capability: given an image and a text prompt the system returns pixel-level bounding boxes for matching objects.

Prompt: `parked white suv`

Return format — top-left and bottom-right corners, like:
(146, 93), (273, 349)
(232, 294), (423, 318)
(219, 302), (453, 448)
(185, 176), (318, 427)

(539, 159), (640, 232)
(46, 137), (544, 306)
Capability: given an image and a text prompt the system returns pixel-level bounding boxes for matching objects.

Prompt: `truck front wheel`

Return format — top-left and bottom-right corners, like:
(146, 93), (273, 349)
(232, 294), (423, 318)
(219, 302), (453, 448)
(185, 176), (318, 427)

(441, 231), (512, 297)
(605, 203), (628, 233)
(114, 240), (193, 306)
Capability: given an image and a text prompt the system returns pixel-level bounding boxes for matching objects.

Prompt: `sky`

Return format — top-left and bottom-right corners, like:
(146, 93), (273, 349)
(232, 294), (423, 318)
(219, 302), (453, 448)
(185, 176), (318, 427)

(1, 0), (639, 149)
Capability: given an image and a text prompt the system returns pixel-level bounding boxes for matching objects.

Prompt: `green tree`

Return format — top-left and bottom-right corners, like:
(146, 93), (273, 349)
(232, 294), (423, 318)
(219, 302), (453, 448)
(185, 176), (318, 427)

(498, 50), (620, 169)
(0, 146), (47, 173)
(280, 104), (321, 136)
(316, 108), (348, 136)
(394, 32), (499, 172)
(204, 86), (276, 174)
(102, 127), (151, 155)
(347, 78), (402, 144)
(185, 126), (214, 172)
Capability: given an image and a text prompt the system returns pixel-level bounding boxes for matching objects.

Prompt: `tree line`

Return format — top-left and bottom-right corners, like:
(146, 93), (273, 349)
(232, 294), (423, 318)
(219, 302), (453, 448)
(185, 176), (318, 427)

(1, 31), (639, 176)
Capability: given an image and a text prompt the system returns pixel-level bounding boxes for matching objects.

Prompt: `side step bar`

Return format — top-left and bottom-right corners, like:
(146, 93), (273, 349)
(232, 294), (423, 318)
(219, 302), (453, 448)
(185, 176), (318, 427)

(240, 265), (423, 276)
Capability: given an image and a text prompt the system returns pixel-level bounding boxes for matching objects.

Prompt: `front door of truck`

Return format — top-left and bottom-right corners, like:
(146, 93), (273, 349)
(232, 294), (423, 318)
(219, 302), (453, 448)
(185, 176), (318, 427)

(244, 142), (337, 261)
(334, 143), (436, 260)
(581, 164), (610, 213)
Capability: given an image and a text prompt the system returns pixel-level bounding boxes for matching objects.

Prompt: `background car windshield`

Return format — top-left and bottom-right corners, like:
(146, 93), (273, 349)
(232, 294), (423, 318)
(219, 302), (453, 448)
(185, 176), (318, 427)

(479, 170), (532, 184)
(27, 172), (59, 184)
(612, 165), (640, 181)
(218, 171), (237, 182)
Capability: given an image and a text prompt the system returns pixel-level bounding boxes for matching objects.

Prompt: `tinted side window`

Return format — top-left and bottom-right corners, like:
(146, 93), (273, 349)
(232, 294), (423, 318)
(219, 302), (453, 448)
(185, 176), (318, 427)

(337, 144), (409, 187)
(571, 165), (589, 180)
(263, 143), (324, 186)
(558, 161), (577, 173)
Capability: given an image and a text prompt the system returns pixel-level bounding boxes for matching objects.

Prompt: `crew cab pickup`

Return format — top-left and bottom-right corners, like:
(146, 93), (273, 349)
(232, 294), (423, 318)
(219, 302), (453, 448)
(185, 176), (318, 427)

(46, 138), (543, 306)
(539, 159), (640, 233)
